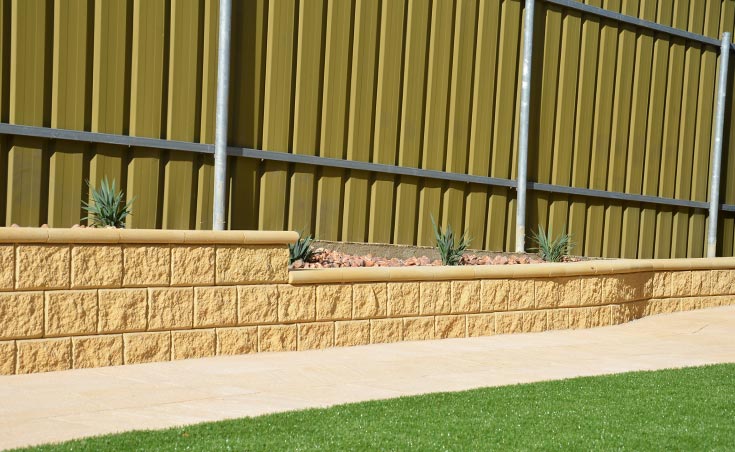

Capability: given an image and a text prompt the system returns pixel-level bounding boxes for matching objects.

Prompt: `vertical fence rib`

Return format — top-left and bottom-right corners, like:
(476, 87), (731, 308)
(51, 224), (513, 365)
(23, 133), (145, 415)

(516, 0), (535, 252)
(707, 31), (731, 257)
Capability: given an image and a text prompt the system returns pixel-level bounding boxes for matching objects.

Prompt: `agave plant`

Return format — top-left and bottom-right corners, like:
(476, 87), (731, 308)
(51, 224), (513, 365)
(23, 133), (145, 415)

(531, 225), (574, 262)
(431, 215), (471, 266)
(82, 178), (135, 228)
(289, 231), (315, 264)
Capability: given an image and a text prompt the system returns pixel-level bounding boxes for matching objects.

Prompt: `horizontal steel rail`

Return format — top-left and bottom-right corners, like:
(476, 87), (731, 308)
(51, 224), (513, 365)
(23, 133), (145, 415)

(545, 0), (724, 49)
(1, 122), (733, 212)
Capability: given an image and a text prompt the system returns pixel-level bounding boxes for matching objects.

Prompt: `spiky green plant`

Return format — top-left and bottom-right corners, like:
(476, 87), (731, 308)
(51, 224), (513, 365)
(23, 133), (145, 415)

(82, 178), (135, 228)
(289, 231), (315, 264)
(531, 225), (574, 262)
(431, 215), (471, 266)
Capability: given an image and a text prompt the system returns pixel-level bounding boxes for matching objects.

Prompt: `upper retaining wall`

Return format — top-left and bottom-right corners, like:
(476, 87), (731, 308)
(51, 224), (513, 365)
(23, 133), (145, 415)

(1, 228), (734, 376)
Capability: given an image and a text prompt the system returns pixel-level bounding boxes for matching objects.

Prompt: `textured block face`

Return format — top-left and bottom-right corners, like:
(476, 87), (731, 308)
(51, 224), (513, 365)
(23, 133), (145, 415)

(602, 274), (649, 304)
(547, 309), (569, 330)
(690, 271), (711, 296)
(335, 321), (370, 347)
(171, 246), (215, 286)
(536, 278), (579, 308)
(669, 272), (692, 297)
(387, 282), (420, 316)
(98, 289), (147, 333)
(419, 282), (451, 315)
(72, 335), (123, 369)
(298, 322), (335, 350)
(259, 325), (297, 352)
(238, 285), (278, 325)
(711, 270), (735, 295)
(123, 246), (170, 286)
(579, 277), (603, 307)
(508, 279), (534, 310)
(419, 281), (452, 315)
(148, 288), (194, 331)
(45, 290), (97, 337)
(16, 245), (70, 290)
(523, 311), (547, 333)
(352, 283), (387, 319)
(172, 329), (216, 360)
(480, 280), (508, 312)
(496, 312), (523, 335)
(0, 245), (14, 290)
(652, 272), (671, 298)
(71, 245), (122, 288)
(435, 315), (465, 339)
(216, 327), (258, 355)
(316, 284), (352, 320)
(569, 306), (610, 329)
(278, 285), (316, 323)
(371, 318), (402, 343)
(216, 246), (288, 284)
(124, 332), (171, 364)
(0, 292), (43, 340)
(0, 341), (15, 374)
(403, 317), (434, 341)
(680, 297), (705, 311)
(467, 314), (494, 337)
(451, 281), (480, 313)
(611, 302), (646, 324)
(194, 287), (237, 328)
(646, 298), (681, 315)
(17, 338), (71, 374)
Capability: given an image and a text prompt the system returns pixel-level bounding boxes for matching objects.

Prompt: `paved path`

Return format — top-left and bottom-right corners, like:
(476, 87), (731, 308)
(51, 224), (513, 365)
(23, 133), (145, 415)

(2, 306), (734, 450)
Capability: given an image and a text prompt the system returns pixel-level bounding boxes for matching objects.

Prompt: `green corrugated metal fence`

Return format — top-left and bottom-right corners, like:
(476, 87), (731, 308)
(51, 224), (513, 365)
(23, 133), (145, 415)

(2, 0), (735, 259)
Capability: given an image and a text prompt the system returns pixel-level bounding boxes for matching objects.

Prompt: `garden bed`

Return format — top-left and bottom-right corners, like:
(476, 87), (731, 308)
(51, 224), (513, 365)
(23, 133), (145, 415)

(292, 240), (584, 269)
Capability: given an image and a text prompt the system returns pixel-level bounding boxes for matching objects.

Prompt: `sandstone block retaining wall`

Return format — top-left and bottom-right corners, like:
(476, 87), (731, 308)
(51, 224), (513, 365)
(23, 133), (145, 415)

(1, 228), (734, 375)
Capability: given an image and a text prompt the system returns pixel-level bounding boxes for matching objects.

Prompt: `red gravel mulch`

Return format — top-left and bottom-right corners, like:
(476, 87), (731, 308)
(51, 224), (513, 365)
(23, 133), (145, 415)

(292, 248), (582, 269)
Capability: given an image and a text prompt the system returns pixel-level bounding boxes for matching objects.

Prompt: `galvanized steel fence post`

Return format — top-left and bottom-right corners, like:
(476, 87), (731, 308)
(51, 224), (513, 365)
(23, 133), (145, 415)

(515, 0), (535, 252)
(707, 32), (731, 257)
(213, 0), (233, 231)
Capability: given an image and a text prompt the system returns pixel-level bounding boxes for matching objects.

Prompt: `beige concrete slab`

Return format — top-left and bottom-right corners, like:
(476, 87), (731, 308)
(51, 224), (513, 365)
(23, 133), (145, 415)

(1, 306), (734, 450)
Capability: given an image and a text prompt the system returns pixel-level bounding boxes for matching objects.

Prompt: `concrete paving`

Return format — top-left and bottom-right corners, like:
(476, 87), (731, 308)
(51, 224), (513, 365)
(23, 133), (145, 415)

(2, 306), (734, 450)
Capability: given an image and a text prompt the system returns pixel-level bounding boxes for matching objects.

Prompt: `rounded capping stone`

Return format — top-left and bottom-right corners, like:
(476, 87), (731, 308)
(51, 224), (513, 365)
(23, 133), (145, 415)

(290, 258), (735, 284)
(48, 229), (121, 243)
(0, 228), (298, 245)
(0, 228), (48, 243)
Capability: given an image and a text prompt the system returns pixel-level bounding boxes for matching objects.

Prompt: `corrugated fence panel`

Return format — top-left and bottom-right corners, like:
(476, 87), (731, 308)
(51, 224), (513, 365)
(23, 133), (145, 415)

(3, 0), (735, 259)
(488, 0), (522, 252)
(7, 0), (50, 227)
(316, 0), (351, 241)
(227, 0), (265, 231)
(344, 0), (380, 243)
(369, 0), (404, 244)
(89, 0), (129, 209)
(289, 0), (324, 236)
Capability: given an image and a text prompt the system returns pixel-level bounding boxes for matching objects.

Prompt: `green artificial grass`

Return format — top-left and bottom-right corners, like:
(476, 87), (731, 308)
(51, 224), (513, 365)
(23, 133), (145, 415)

(22, 364), (735, 451)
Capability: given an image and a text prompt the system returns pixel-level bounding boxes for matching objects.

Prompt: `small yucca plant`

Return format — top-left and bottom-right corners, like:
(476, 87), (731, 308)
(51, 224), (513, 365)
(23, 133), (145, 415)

(431, 215), (470, 266)
(531, 225), (574, 262)
(289, 231), (315, 264)
(82, 178), (135, 228)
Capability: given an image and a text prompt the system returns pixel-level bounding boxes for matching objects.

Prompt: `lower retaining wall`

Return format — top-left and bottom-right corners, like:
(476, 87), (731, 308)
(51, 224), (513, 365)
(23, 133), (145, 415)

(1, 228), (735, 375)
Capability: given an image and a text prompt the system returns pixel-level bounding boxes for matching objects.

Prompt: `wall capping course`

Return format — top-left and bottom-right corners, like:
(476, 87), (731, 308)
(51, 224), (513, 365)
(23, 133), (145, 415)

(289, 258), (735, 284)
(0, 228), (299, 245)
